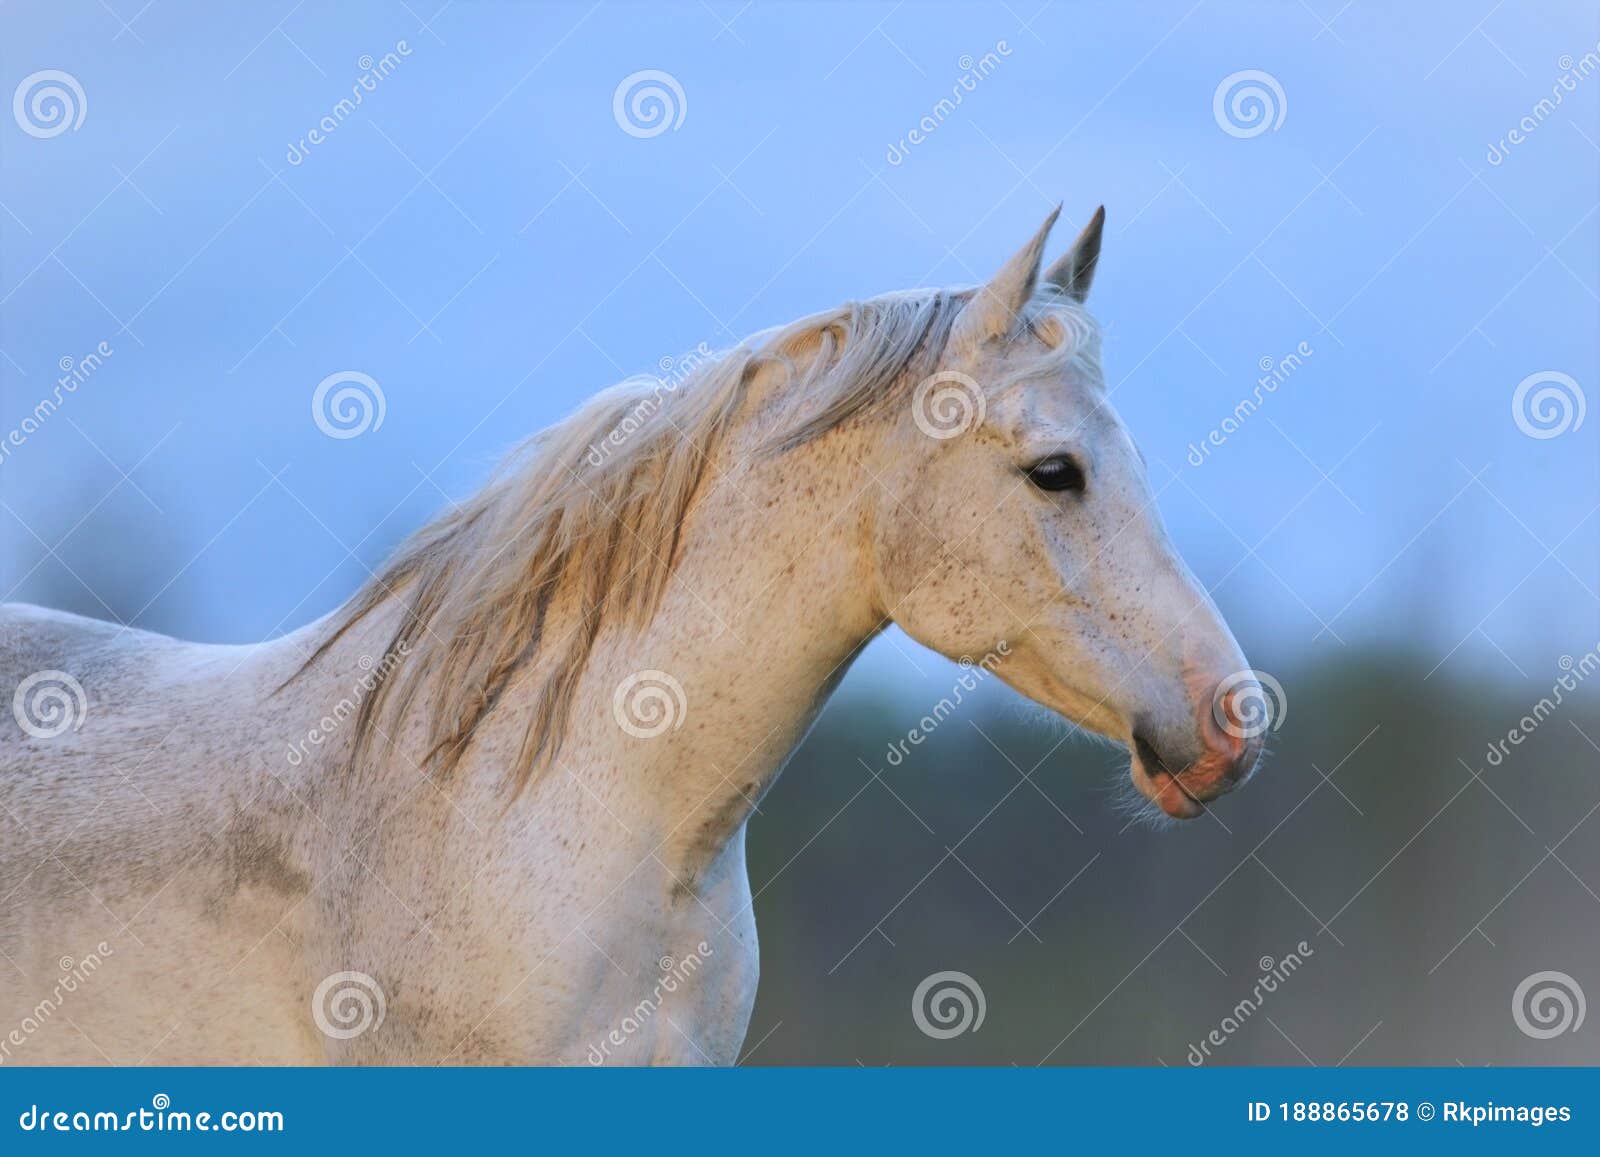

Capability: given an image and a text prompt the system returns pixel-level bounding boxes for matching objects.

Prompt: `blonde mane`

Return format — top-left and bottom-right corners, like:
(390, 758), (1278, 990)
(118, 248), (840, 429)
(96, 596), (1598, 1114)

(305, 285), (1100, 794)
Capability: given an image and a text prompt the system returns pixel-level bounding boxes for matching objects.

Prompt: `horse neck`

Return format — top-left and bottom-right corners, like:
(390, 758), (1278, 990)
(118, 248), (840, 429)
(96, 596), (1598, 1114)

(540, 417), (885, 883)
(277, 365), (889, 890)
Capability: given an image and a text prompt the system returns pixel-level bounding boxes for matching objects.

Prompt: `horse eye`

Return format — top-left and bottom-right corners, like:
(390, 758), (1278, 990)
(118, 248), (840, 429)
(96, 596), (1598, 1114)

(1025, 455), (1086, 494)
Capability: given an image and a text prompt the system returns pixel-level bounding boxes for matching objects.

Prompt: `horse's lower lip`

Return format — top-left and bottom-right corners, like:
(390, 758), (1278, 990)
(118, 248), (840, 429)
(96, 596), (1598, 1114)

(1129, 736), (1210, 819)
(1148, 769), (1207, 819)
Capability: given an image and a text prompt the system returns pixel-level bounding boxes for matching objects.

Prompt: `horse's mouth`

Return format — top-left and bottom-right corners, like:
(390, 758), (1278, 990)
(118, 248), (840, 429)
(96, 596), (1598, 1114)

(1129, 733), (1239, 820)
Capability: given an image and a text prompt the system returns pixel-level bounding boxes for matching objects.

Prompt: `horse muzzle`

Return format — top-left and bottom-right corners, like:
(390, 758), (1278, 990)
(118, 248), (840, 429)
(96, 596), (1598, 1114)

(1130, 686), (1264, 819)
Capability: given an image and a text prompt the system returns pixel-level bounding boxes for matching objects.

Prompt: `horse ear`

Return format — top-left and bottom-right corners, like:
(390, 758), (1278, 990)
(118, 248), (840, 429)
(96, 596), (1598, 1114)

(1043, 205), (1105, 302)
(950, 205), (1060, 350)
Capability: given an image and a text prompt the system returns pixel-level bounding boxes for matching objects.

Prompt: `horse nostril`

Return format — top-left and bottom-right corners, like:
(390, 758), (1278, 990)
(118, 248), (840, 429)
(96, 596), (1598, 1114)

(1211, 685), (1259, 741)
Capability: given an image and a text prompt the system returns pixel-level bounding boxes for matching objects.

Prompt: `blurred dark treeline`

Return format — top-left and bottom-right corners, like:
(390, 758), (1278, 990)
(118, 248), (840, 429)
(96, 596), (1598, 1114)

(744, 650), (1600, 1066)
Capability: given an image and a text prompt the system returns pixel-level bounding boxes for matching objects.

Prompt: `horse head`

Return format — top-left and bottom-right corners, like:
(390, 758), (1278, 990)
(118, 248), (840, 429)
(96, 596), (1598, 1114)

(866, 208), (1265, 819)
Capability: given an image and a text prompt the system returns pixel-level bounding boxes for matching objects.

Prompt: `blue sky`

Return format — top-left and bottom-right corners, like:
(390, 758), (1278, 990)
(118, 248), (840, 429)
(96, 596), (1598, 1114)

(3, 0), (1596, 698)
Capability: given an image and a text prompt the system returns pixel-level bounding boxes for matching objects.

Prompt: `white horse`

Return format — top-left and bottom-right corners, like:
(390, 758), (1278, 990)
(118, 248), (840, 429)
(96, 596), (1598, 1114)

(0, 207), (1262, 1065)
